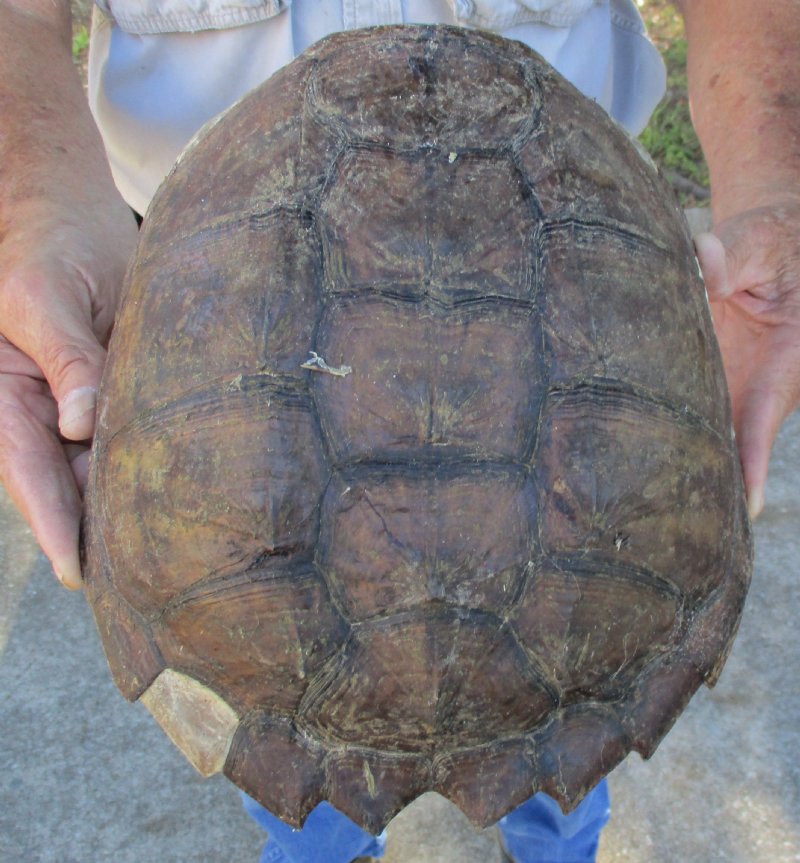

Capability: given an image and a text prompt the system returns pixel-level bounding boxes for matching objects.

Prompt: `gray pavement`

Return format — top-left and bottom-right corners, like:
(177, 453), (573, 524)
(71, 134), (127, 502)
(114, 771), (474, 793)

(1, 411), (799, 863)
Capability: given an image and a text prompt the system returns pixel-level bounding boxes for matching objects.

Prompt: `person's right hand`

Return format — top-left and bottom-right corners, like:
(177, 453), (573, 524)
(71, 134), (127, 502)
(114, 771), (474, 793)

(0, 0), (140, 589)
(0, 201), (138, 589)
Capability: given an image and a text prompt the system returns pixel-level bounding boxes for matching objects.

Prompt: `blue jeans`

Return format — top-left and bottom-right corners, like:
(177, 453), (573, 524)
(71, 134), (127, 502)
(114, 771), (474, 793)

(242, 779), (610, 863)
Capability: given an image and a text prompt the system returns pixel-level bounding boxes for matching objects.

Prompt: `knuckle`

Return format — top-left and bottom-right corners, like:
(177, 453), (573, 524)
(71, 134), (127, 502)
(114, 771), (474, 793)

(40, 339), (104, 397)
(0, 265), (55, 320)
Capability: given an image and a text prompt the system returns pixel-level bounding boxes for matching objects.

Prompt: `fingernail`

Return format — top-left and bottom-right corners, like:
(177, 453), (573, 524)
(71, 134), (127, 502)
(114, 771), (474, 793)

(54, 566), (83, 591)
(747, 488), (765, 521)
(59, 387), (97, 438)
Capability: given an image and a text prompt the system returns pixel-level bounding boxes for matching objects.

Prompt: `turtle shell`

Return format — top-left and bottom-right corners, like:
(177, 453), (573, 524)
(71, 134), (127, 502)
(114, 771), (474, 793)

(83, 24), (753, 832)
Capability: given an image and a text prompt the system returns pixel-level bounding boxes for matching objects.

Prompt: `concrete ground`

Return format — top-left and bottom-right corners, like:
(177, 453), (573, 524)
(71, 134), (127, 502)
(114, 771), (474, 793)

(1, 412), (798, 863)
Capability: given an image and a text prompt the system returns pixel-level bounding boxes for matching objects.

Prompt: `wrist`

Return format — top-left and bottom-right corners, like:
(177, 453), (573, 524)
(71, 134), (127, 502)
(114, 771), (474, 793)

(0, 4), (109, 206)
(711, 180), (800, 227)
(680, 0), (800, 227)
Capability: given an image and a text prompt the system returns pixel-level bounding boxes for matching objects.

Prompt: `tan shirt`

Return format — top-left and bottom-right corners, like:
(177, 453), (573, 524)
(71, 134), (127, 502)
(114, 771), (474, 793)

(88, 0), (666, 214)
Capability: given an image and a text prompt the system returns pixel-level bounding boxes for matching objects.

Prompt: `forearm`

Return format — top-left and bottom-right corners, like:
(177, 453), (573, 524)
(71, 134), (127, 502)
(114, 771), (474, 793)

(677, 0), (800, 222)
(0, 0), (120, 214)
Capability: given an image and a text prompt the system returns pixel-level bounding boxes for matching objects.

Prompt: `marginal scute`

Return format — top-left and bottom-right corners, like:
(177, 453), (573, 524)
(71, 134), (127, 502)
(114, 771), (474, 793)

(83, 24), (753, 831)
(224, 713), (325, 826)
(433, 741), (537, 827)
(534, 706), (630, 810)
(615, 657), (706, 759)
(90, 589), (164, 701)
(702, 490), (753, 686)
(325, 750), (431, 834)
(140, 668), (240, 777)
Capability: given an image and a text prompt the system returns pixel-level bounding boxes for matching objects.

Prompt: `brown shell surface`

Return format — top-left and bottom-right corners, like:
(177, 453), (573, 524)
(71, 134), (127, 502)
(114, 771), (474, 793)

(83, 25), (753, 832)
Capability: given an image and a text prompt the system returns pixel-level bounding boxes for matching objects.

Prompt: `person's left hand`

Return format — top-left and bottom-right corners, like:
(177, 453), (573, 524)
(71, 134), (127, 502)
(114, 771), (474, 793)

(694, 196), (800, 520)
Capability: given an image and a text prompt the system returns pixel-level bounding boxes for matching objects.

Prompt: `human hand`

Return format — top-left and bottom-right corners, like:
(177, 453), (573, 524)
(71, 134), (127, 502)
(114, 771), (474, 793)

(0, 0), (139, 588)
(0, 202), (137, 589)
(694, 197), (800, 520)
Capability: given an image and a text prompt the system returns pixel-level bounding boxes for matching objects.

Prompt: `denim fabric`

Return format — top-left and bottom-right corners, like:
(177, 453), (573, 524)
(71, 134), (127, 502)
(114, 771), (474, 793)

(242, 779), (609, 863)
(498, 781), (611, 863)
(241, 795), (387, 863)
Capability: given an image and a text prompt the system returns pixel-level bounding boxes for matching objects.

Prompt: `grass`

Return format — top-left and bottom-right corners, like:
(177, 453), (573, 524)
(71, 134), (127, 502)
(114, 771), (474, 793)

(72, 24), (89, 61)
(70, 0), (92, 84)
(637, 0), (710, 205)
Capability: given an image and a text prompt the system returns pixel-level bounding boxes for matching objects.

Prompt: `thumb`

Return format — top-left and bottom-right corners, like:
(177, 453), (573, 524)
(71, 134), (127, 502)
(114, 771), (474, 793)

(694, 231), (738, 300)
(2, 267), (109, 440)
(35, 322), (105, 442)
(695, 208), (790, 302)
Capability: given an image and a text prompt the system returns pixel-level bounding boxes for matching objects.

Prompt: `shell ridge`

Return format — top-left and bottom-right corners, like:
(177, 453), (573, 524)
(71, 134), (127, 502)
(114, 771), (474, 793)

(101, 371), (313, 447)
(535, 552), (685, 603)
(541, 215), (672, 257)
(545, 376), (730, 442)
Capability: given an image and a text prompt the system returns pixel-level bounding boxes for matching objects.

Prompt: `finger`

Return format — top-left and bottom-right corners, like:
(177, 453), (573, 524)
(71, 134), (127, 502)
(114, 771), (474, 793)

(0, 402), (83, 589)
(733, 374), (795, 521)
(66, 445), (91, 496)
(0, 367), (61, 434)
(694, 232), (731, 299)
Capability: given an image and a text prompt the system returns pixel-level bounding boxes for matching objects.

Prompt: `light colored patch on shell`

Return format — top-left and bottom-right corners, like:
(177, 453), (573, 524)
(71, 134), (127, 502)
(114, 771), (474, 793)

(139, 668), (240, 776)
(363, 759), (377, 798)
(301, 351), (353, 377)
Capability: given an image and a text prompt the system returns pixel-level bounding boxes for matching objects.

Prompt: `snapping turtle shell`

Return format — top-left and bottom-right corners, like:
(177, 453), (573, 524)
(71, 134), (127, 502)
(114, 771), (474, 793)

(83, 24), (753, 832)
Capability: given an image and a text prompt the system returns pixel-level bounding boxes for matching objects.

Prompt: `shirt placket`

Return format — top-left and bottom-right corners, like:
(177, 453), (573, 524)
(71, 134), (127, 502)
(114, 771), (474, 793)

(342, 0), (404, 29)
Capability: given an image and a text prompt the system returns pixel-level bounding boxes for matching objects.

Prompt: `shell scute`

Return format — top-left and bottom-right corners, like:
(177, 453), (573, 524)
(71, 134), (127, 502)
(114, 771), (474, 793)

(320, 148), (538, 299)
(308, 27), (540, 150)
(511, 564), (682, 700)
(98, 386), (328, 615)
(318, 467), (535, 621)
(154, 565), (349, 714)
(540, 222), (728, 430)
(534, 387), (735, 600)
(312, 297), (544, 463)
(516, 70), (688, 253)
(100, 213), (323, 436)
(299, 613), (556, 752)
